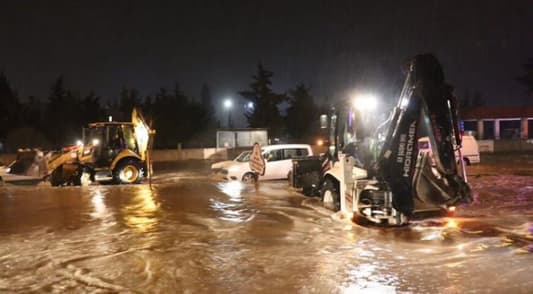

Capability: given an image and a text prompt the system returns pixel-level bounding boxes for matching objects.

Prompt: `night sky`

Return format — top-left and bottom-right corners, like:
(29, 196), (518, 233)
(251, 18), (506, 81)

(1, 1), (532, 123)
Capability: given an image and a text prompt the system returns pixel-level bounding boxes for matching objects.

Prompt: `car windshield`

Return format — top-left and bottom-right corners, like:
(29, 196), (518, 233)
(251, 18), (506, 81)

(235, 151), (251, 162)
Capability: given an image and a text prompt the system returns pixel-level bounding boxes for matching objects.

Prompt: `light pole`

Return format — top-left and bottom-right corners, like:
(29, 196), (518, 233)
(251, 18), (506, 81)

(223, 98), (233, 128)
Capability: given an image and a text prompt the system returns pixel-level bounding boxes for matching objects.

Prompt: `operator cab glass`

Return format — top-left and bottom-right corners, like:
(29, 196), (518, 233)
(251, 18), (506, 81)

(82, 123), (139, 167)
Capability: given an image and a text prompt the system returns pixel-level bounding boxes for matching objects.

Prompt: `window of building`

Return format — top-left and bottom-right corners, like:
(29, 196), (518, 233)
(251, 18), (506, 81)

(483, 120), (494, 140)
(500, 120), (521, 139)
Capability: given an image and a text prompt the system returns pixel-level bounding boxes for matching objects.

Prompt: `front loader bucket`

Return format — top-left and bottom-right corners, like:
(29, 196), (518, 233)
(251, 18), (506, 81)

(9, 149), (49, 178)
(413, 152), (472, 207)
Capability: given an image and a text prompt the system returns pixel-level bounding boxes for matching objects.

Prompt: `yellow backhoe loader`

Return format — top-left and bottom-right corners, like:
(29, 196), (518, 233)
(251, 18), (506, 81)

(2, 108), (155, 186)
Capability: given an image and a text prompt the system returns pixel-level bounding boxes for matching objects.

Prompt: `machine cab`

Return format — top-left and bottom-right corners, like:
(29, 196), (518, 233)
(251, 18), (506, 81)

(82, 122), (139, 167)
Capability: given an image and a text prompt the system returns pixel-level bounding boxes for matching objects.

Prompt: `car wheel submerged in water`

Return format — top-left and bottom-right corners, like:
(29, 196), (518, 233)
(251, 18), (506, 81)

(321, 178), (340, 212)
(114, 159), (143, 184)
(242, 172), (257, 184)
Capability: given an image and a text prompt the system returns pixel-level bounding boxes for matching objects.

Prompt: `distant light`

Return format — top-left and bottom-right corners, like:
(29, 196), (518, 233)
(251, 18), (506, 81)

(108, 116), (113, 122)
(247, 102), (254, 109)
(92, 138), (100, 146)
(353, 93), (378, 112)
(76, 140), (83, 146)
(448, 206), (456, 212)
(223, 99), (233, 109)
(317, 139), (324, 146)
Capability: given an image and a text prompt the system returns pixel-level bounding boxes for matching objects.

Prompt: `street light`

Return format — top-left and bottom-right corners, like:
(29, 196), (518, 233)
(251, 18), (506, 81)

(351, 92), (379, 141)
(353, 93), (378, 113)
(223, 98), (233, 128)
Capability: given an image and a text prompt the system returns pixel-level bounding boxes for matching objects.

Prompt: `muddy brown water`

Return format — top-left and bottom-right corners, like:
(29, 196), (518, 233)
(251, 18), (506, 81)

(1, 160), (532, 293)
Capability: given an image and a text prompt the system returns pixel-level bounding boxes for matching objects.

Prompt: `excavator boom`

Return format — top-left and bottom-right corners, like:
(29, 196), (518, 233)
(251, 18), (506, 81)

(377, 54), (472, 215)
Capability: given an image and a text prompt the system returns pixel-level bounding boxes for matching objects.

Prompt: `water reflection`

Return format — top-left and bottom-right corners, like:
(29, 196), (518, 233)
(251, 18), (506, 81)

(218, 181), (243, 202)
(90, 188), (107, 219)
(2, 168), (533, 292)
(122, 185), (160, 232)
(341, 259), (399, 293)
(212, 181), (255, 223)
(345, 240), (398, 292)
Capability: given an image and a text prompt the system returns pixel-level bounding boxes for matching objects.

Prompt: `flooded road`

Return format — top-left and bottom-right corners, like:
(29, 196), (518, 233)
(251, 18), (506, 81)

(1, 160), (533, 293)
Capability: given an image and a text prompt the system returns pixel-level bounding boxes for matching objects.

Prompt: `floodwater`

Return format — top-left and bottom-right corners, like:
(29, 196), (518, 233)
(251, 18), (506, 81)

(1, 160), (533, 293)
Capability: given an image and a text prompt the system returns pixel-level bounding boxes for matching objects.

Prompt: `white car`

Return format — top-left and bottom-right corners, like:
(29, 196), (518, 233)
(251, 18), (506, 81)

(211, 151), (251, 172)
(212, 144), (313, 183)
(418, 135), (480, 165)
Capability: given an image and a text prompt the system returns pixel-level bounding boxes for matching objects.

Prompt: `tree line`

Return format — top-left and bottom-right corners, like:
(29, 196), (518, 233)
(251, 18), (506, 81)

(0, 64), (324, 152)
(2, 58), (530, 152)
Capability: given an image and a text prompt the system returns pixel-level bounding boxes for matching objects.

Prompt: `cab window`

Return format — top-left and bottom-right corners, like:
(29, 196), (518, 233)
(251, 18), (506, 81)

(122, 125), (138, 153)
(264, 149), (283, 161)
(283, 148), (309, 159)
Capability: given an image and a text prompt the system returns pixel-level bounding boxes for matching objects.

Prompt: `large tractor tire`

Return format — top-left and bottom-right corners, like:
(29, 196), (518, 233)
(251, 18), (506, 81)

(113, 159), (143, 184)
(50, 165), (67, 187)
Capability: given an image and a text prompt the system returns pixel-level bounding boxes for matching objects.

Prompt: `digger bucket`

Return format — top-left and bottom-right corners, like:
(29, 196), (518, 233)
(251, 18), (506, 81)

(132, 108), (155, 181)
(413, 152), (472, 207)
(9, 149), (49, 178)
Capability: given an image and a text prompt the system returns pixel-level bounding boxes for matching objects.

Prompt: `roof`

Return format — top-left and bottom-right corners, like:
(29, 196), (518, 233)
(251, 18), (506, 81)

(462, 106), (533, 120)
(262, 144), (311, 150)
(87, 122), (133, 127)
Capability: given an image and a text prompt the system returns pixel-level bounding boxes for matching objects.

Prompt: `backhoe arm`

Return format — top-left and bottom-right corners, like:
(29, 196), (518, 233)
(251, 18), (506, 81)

(377, 54), (472, 215)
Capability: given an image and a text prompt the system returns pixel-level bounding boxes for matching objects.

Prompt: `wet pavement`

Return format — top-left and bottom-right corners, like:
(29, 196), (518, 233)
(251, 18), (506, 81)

(1, 158), (533, 293)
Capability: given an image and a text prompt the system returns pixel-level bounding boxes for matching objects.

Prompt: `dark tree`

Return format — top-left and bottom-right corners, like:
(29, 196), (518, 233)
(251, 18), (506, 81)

(173, 82), (188, 105)
(0, 72), (21, 140)
(119, 87), (140, 119)
(516, 58), (533, 96)
(239, 63), (286, 138)
(45, 76), (68, 145)
(149, 85), (201, 148)
(81, 91), (105, 123)
(45, 76), (83, 146)
(200, 83), (215, 124)
(21, 96), (43, 128)
(151, 87), (175, 147)
(285, 83), (319, 143)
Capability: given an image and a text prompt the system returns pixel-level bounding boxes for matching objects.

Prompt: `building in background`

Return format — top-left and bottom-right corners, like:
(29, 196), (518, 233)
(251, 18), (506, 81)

(461, 106), (533, 140)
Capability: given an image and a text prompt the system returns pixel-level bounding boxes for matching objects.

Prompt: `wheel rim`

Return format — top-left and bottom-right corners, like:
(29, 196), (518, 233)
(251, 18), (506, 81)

(119, 165), (139, 183)
(242, 173), (255, 183)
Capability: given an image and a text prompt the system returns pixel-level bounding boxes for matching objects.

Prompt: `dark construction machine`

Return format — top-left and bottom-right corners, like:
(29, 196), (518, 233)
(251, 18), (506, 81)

(291, 54), (472, 226)
(4, 108), (155, 186)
